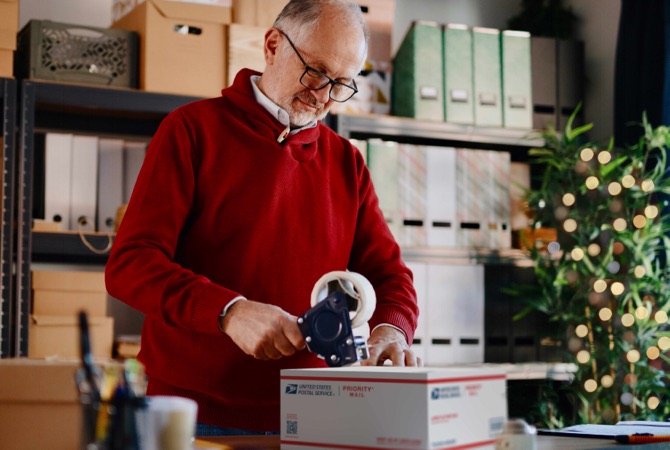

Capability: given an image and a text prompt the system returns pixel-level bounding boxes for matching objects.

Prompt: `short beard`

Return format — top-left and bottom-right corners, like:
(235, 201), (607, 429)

(280, 92), (329, 128)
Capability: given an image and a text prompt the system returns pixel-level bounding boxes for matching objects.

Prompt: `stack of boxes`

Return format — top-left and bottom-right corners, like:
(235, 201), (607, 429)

(29, 270), (113, 359)
(0, 0), (18, 77)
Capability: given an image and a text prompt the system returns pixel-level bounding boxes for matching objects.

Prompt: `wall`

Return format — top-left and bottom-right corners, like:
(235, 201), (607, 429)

(19, 0), (113, 29)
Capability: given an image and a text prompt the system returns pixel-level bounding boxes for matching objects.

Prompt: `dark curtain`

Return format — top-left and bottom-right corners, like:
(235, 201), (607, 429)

(614, 0), (670, 146)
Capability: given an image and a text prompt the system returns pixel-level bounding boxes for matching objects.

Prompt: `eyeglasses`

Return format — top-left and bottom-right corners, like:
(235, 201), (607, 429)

(278, 29), (358, 103)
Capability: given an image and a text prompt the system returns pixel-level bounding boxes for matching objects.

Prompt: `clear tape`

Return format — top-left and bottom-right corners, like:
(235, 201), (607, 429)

(310, 271), (376, 328)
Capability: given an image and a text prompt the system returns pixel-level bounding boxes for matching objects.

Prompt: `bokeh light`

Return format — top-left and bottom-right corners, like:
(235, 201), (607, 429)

(648, 396), (660, 410)
(571, 248), (585, 261)
(645, 205), (659, 219)
(641, 179), (655, 192)
(634, 266), (646, 278)
(575, 324), (589, 338)
(608, 182), (622, 196)
(588, 244), (601, 256)
(576, 350), (590, 364)
(621, 175), (636, 188)
(647, 346), (660, 360)
(580, 148), (595, 161)
(611, 282), (625, 296)
(635, 306), (649, 320)
(598, 308), (612, 321)
(564, 219), (578, 232)
(593, 279), (607, 293)
(562, 193), (576, 206)
(627, 349), (641, 363)
(621, 314), (635, 327)
(655, 311), (668, 324)
(584, 379), (598, 393)
(601, 375), (614, 388)
(598, 151), (612, 164)
(613, 218), (627, 231)
(633, 215), (647, 228)
(586, 176), (599, 190)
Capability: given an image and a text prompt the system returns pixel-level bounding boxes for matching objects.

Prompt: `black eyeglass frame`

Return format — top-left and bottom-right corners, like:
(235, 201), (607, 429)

(277, 29), (359, 103)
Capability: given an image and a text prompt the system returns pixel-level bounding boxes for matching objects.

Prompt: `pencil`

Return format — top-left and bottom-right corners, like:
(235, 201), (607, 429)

(615, 433), (670, 444)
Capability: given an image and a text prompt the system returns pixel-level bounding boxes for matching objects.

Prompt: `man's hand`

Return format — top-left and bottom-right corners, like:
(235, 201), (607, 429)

(221, 300), (305, 360)
(362, 326), (422, 367)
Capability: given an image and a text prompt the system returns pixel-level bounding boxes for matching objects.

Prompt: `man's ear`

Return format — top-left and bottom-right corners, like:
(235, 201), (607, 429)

(264, 28), (282, 65)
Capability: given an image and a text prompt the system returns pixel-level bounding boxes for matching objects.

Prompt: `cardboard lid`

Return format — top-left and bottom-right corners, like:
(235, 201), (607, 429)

(151, 0), (232, 24)
(30, 315), (112, 326)
(0, 359), (80, 402)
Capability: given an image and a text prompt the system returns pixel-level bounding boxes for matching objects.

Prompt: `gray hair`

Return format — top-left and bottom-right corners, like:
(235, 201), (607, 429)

(273, 0), (369, 47)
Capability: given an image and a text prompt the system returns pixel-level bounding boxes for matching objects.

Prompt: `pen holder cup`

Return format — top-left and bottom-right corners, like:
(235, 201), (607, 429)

(76, 367), (147, 450)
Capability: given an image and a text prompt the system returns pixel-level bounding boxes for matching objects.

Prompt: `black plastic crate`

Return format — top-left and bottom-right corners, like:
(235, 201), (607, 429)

(15, 20), (138, 88)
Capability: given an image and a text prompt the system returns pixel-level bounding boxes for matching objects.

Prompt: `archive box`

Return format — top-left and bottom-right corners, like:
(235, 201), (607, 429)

(15, 19), (139, 87)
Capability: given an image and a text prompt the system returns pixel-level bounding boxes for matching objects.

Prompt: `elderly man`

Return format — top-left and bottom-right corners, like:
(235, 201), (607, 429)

(106, 0), (419, 435)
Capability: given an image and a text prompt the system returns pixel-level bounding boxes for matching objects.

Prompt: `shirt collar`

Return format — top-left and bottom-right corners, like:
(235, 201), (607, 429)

(250, 75), (317, 135)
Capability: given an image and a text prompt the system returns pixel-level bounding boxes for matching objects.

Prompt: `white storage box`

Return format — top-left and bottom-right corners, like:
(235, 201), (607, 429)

(280, 366), (507, 450)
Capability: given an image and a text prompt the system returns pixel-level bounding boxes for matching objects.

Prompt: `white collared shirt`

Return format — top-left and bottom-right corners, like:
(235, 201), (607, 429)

(250, 75), (317, 135)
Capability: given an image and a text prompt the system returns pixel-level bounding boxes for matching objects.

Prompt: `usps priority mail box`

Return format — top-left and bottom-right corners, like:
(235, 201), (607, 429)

(280, 366), (507, 450)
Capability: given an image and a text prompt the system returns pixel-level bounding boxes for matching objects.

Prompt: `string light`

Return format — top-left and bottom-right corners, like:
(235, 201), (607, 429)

(598, 308), (612, 321)
(659, 337), (670, 350)
(584, 379), (598, 393)
(598, 151), (612, 164)
(562, 193), (576, 206)
(577, 350), (590, 364)
(610, 282), (625, 296)
(635, 306), (649, 320)
(564, 219), (578, 232)
(601, 375), (614, 388)
(571, 248), (585, 261)
(626, 349), (641, 363)
(634, 266), (646, 278)
(621, 314), (635, 327)
(648, 396), (660, 410)
(655, 311), (668, 324)
(613, 218), (627, 231)
(575, 324), (589, 337)
(585, 176), (599, 190)
(593, 279), (607, 293)
(607, 182), (622, 196)
(641, 179), (655, 192)
(633, 215), (647, 228)
(587, 244), (601, 256)
(644, 205), (659, 218)
(646, 346), (660, 360)
(580, 148), (595, 161)
(621, 175), (636, 188)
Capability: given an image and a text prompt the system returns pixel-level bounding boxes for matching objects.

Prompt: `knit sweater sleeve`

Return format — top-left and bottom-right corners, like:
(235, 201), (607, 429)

(346, 141), (419, 344)
(105, 108), (240, 335)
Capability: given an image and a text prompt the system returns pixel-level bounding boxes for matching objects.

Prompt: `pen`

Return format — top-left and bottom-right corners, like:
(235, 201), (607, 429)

(615, 433), (670, 444)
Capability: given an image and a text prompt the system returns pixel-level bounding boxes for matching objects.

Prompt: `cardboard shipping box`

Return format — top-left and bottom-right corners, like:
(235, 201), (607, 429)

(32, 270), (107, 317)
(112, 0), (231, 98)
(29, 315), (114, 358)
(0, 0), (18, 50)
(227, 23), (266, 86)
(280, 366), (507, 450)
(0, 359), (81, 450)
(232, 0), (287, 27)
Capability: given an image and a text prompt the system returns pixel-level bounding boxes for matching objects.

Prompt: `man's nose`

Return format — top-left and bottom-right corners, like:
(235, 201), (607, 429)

(311, 84), (331, 104)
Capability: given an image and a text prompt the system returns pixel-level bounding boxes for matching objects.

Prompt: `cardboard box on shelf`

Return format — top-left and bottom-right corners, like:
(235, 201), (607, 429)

(0, 48), (12, 78)
(280, 366), (507, 450)
(360, 0), (395, 71)
(29, 315), (114, 359)
(0, 0), (19, 51)
(112, 0), (231, 98)
(227, 23), (266, 85)
(0, 358), (81, 450)
(232, 0), (287, 27)
(32, 270), (105, 292)
(32, 290), (108, 317)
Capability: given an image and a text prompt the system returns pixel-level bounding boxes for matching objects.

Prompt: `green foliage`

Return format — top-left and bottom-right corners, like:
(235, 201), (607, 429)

(520, 109), (670, 426)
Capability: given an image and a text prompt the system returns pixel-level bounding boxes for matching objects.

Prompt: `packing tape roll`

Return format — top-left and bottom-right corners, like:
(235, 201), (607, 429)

(310, 271), (376, 328)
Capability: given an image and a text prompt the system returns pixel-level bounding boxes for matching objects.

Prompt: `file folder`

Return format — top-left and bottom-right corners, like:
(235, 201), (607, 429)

(487, 151), (511, 249)
(473, 27), (503, 127)
(455, 148), (488, 247)
(443, 24), (474, 125)
(122, 141), (147, 204)
(405, 261), (427, 363)
(366, 139), (400, 241)
(44, 133), (73, 229)
(97, 139), (124, 232)
(398, 143), (426, 247)
(501, 30), (533, 129)
(531, 36), (558, 130)
(70, 136), (99, 232)
(558, 39), (585, 130)
(425, 146), (457, 247)
(392, 21), (444, 121)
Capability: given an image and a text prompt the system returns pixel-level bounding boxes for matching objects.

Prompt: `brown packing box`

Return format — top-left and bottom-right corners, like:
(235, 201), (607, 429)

(0, 0), (19, 50)
(29, 315), (114, 358)
(112, 0), (230, 98)
(0, 358), (81, 450)
(32, 269), (106, 292)
(0, 49), (10, 78)
(227, 23), (267, 85)
(232, 0), (287, 27)
(33, 290), (108, 317)
(359, 0), (395, 71)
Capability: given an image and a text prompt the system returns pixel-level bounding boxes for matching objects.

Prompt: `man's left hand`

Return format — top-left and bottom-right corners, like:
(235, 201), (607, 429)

(361, 326), (422, 367)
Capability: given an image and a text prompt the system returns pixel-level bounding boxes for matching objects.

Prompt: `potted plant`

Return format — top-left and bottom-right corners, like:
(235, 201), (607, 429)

(515, 109), (670, 426)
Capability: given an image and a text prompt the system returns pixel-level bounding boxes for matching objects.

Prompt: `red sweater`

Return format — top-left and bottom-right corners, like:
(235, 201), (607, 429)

(105, 69), (418, 431)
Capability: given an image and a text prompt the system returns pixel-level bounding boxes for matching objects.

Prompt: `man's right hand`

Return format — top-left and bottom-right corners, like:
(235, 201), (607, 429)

(220, 299), (306, 360)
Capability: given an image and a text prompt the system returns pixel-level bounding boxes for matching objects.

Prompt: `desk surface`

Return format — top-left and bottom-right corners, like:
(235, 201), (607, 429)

(194, 435), (669, 449)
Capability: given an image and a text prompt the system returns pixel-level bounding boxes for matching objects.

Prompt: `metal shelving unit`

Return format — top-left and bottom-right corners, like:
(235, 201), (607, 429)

(15, 80), (202, 355)
(0, 78), (16, 358)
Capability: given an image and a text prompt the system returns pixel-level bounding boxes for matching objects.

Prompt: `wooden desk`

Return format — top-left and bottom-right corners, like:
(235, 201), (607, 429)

(195, 435), (669, 449)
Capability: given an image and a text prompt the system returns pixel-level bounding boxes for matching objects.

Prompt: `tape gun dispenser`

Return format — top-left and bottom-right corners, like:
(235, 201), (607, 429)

(297, 271), (376, 367)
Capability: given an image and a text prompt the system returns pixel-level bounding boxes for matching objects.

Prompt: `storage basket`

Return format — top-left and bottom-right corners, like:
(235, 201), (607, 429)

(15, 20), (138, 88)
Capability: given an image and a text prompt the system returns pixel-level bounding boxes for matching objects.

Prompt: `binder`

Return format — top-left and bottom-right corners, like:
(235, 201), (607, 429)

(455, 148), (488, 247)
(70, 135), (99, 232)
(122, 141), (147, 204)
(487, 151), (511, 249)
(398, 143), (426, 247)
(425, 146), (457, 247)
(44, 133), (73, 229)
(531, 36), (558, 130)
(366, 139), (401, 241)
(473, 27), (503, 127)
(425, 262), (455, 366)
(97, 139), (124, 232)
(391, 21), (444, 121)
(451, 264), (485, 364)
(348, 138), (368, 164)
(405, 261), (427, 363)
(443, 24), (474, 125)
(501, 30), (533, 129)
(558, 39), (585, 130)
